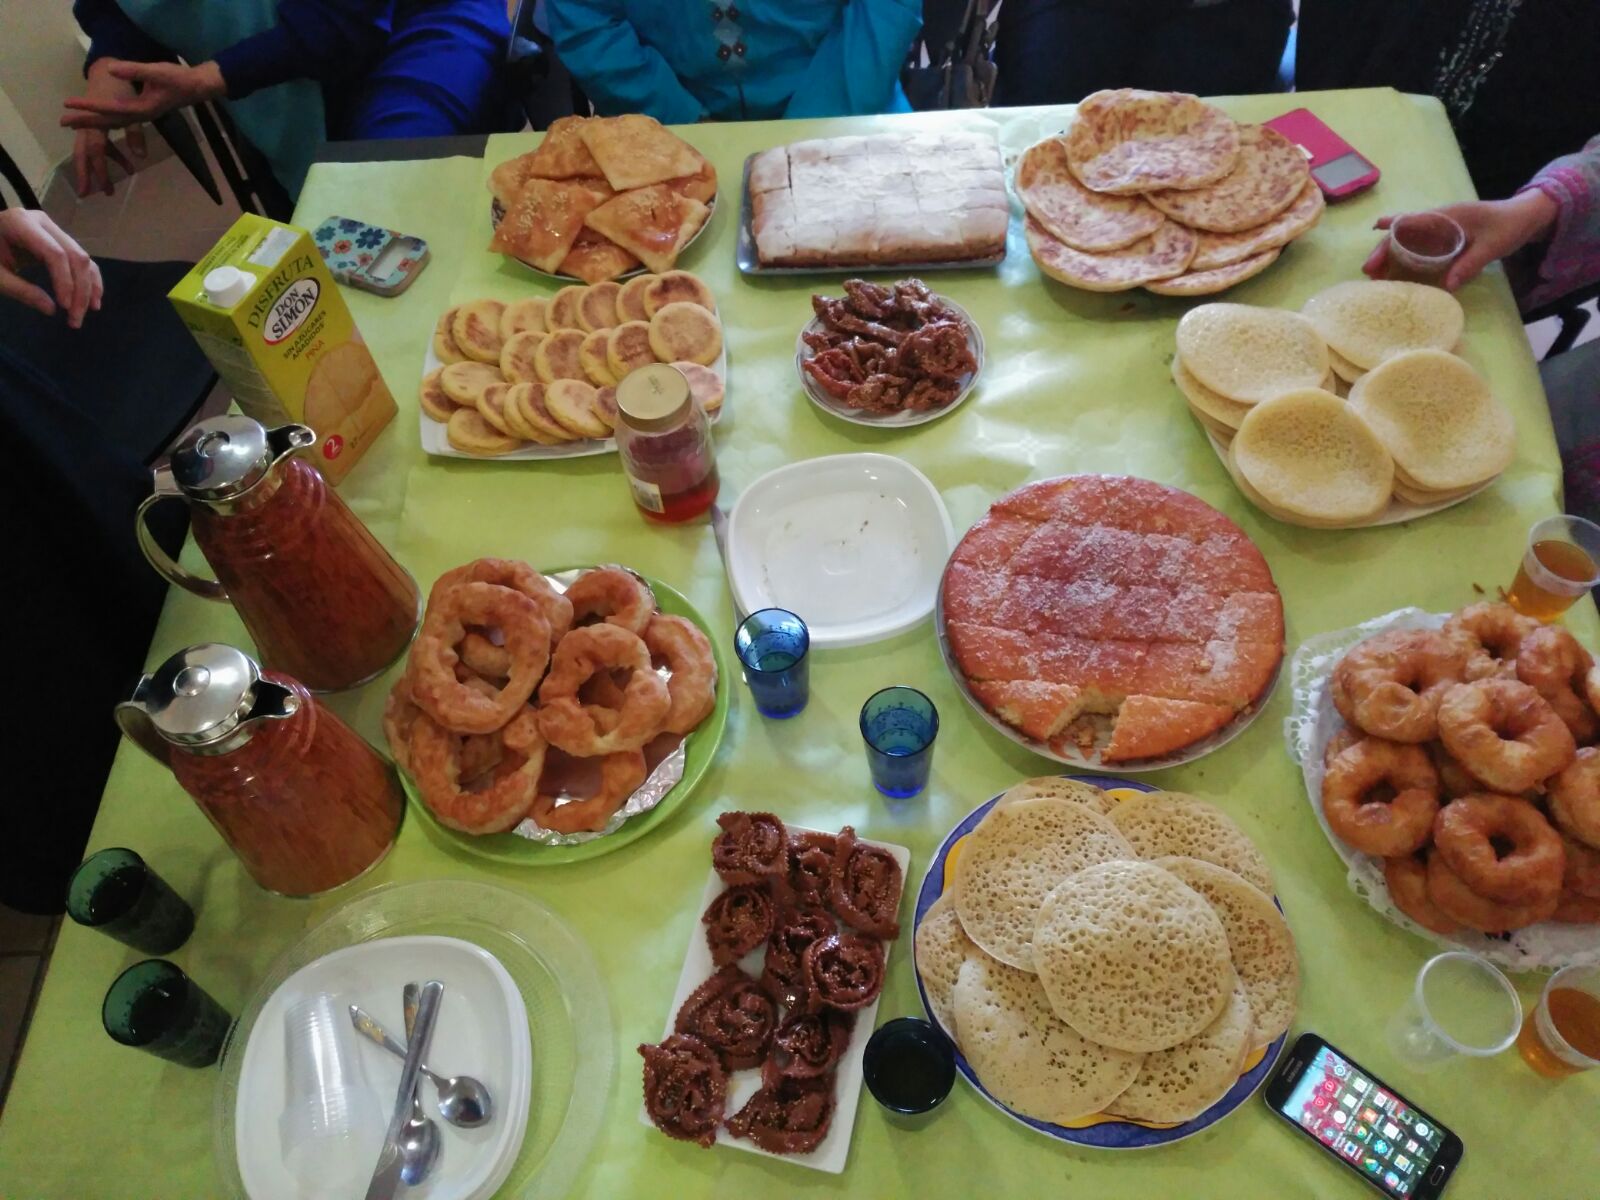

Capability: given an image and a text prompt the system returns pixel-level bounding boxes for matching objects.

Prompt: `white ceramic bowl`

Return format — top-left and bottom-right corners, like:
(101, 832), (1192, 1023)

(727, 453), (954, 648)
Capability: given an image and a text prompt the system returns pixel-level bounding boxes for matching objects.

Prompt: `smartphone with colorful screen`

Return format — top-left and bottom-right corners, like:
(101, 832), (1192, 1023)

(1264, 108), (1381, 199)
(1263, 1033), (1463, 1199)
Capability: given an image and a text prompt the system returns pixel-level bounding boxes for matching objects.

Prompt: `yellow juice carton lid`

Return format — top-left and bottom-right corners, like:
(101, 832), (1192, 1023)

(169, 213), (395, 483)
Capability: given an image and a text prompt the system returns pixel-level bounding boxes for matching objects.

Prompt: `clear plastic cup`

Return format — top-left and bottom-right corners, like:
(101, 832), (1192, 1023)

(279, 994), (385, 1199)
(1386, 952), (1522, 1070)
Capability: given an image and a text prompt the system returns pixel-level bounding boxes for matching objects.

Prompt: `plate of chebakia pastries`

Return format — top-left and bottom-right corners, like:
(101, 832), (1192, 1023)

(421, 270), (727, 459)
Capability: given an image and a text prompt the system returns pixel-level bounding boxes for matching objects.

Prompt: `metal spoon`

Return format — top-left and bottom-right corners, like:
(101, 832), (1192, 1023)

(397, 986), (442, 1186)
(350, 1002), (496, 1128)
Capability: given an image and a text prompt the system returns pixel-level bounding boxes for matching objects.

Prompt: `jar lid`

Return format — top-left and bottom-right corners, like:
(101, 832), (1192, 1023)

(616, 364), (691, 433)
(129, 643), (263, 748)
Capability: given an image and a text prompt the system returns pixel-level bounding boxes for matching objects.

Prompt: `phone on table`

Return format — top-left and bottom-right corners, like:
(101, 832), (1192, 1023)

(1264, 108), (1381, 200)
(1263, 1033), (1463, 1199)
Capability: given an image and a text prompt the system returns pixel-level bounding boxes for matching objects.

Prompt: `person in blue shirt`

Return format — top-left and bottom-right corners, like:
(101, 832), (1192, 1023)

(546, 0), (923, 124)
(62, 0), (512, 201)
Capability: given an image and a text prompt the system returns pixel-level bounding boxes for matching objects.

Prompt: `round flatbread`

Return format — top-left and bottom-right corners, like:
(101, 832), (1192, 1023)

(1230, 389), (1394, 527)
(433, 307), (467, 364)
(1327, 346), (1366, 384)
(607, 320), (658, 380)
(499, 297), (548, 339)
(534, 328), (588, 382)
(446, 407), (520, 455)
(576, 281), (621, 332)
(643, 270), (717, 316)
(439, 360), (504, 407)
(1173, 356), (1253, 433)
(616, 273), (659, 323)
(1066, 89), (1240, 195)
(672, 361), (724, 415)
(1301, 280), (1465, 370)
(952, 952), (1143, 1125)
(1104, 791), (1276, 894)
(953, 797), (1134, 971)
(1146, 125), (1309, 233)
(1017, 136), (1165, 252)
(1174, 303), (1328, 404)
(648, 301), (722, 365)
(544, 377), (607, 438)
(579, 329), (617, 386)
(1191, 179), (1325, 271)
(548, 284), (587, 330)
(509, 381), (578, 443)
(1026, 215), (1197, 293)
(451, 299), (505, 363)
(914, 891), (975, 1044)
(997, 776), (1118, 816)
(499, 329), (546, 384)
(1145, 248), (1280, 296)
(1155, 857), (1299, 1045)
(1033, 860), (1235, 1053)
(1346, 348), (1512, 491)
(1103, 979), (1253, 1124)
(418, 367), (456, 423)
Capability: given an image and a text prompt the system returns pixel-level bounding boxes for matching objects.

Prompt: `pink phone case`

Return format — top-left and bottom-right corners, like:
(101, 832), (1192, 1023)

(1265, 108), (1380, 199)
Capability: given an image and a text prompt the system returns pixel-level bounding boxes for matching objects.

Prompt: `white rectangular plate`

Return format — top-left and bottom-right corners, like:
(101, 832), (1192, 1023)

(640, 827), (911, 1173)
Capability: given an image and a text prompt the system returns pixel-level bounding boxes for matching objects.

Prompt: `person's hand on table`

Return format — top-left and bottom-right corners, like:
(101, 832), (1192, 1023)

(68, 59), (150, 197)
(1362, 191), (1559, 292)
(0, 209), (103, 328)
(60, 58), (225, 139)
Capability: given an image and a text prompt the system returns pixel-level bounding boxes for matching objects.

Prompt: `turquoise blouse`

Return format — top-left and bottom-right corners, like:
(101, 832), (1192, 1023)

(547, 0), (922, 124)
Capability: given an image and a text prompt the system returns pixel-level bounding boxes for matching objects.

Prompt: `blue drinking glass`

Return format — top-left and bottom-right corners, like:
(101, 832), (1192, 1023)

(860, 686), (938, 798)
(734, 608), (810, 719)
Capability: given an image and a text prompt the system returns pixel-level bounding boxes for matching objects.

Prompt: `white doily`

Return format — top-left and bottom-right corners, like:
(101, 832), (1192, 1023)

(1285, 607), (1600, 974)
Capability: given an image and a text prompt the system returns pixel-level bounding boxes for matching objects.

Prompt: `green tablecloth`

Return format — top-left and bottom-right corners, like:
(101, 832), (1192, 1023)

(3, 89), (1596, 1198)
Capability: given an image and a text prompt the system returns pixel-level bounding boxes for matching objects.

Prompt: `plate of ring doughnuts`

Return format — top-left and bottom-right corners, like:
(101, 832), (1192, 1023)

(1287, 604), (1600, 971)
(420, 272), (727, 460)
(385, 559), (730, 865)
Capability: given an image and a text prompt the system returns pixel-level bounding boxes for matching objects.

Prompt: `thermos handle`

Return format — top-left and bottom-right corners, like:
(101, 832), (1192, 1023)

(135, 470), (227, 601)
(114, 700), (172, 766)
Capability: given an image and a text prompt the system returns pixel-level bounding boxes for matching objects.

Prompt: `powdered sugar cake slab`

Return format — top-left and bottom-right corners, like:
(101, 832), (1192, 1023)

(937, 475), (1285, 770)
(737, 132), (1009, 274)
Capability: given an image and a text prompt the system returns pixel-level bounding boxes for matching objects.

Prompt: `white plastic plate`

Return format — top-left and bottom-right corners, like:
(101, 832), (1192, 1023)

(233, 936), (531, 1200)
(727, 453), (953, 648)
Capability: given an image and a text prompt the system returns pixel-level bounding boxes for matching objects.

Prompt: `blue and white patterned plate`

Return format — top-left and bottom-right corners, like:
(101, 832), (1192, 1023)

(912, 774), (1287, 1150)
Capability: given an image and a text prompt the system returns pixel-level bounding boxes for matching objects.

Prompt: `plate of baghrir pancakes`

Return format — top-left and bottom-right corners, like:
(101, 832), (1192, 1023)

(1018, 90), (1323, 296)
(938, 475), (1285, 770)
(487, 115), (717, 283)
(1173, 282), (1512, 528)
(420, 270), (726, 459)
(914, 776), (1298, 1148)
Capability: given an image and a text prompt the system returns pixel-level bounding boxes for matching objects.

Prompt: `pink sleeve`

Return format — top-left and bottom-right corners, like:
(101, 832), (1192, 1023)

(1517, 134), (1600, 310)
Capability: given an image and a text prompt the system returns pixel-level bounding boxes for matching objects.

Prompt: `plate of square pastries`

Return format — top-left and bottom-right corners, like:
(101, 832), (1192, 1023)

(738, 131), (1009, 273)
(487, 115), (717, 283)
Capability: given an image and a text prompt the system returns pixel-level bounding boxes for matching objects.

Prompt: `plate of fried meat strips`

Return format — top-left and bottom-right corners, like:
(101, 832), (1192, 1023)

(795, 278), (983, 428)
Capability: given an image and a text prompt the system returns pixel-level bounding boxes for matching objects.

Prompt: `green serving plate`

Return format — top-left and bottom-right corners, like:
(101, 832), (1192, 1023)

(400, 569), (730, 865)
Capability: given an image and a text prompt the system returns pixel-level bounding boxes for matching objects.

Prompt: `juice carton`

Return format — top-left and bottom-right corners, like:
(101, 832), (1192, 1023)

(169, 213), (395, 483)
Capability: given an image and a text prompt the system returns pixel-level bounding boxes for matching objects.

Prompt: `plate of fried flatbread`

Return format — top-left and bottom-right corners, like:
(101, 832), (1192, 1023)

(488, 115), (717, 283)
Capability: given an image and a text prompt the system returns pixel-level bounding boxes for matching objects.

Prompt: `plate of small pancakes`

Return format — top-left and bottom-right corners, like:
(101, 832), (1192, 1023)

(1017, 90), (1324, 296)
(913, 776), (1297, 1147)
(487, 115), (716, 283)
(420, 271), (727, 459)
(1171, 283), (1512, 527)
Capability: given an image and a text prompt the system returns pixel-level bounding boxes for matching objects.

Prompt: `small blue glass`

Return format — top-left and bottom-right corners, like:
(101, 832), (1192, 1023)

(860, 686), (938, 798)
(734, 608), (810, 719)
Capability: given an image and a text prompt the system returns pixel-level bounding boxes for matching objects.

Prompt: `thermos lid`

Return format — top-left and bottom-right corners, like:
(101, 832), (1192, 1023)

(169, 415), (313, 500)
(129, 643), (266, 748)
(616, 363), (691, 433)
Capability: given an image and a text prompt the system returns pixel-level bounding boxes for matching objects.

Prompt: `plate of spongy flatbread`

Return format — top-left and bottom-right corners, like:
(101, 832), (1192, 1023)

(1016, 90), (1324, 296)
(912, 775), (1297, 1148)
(1171, 282), (1512, 527)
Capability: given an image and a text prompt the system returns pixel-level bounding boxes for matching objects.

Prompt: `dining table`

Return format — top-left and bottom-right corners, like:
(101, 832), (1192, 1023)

(1, 86), (1596, 1199)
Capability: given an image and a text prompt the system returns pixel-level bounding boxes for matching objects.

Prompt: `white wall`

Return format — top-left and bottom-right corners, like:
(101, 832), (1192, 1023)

(0, 1), (89, 193)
